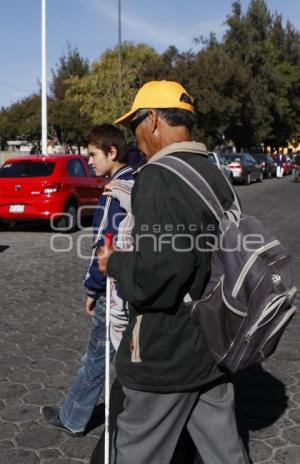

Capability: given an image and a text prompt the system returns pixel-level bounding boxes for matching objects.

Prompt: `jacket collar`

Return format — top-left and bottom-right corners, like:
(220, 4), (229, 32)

(150, 141), (208, 163)
(111, 165), (133, 180)
(135, 141), (207, 175)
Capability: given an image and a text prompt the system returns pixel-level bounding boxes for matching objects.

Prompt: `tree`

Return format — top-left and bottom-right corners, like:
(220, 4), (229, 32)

(66, 43), (161, 126)
(0, 95), (41, 148)
(218, 0), (300, 149)
(48, 99), (92, 152)
(186, 42), (256, 149)
(51, 44), (89, 100)
(265, 16), (300, 147)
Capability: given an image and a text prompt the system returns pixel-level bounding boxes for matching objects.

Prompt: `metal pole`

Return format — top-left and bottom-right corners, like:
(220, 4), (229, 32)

(41, 0), (48, 155)
(104, 272), (111, 464)
(104, 232), (113, 464)
(118, 0), (122, 97)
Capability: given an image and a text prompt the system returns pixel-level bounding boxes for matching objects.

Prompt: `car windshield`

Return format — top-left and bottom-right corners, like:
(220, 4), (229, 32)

(252, 154), (267, 161)
(208, 154), (217, 164)
(0, 161), (55, 178)
(223, 154), (242, 162)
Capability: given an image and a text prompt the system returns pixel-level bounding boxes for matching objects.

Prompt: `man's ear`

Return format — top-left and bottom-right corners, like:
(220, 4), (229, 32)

(147, 110), (159, 134)
(108, 146), (118, 161)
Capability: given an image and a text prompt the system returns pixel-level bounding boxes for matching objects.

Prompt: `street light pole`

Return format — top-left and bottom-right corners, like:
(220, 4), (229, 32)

(118, 0), (122, 97)
(41, 0), (48, 155)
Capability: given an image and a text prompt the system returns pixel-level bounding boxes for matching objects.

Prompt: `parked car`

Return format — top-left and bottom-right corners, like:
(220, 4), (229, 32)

(0, 154), (106, 231)
(222, 153), (263, 184)
(208, 152), (233, 182)
(250, 153), (277, 178)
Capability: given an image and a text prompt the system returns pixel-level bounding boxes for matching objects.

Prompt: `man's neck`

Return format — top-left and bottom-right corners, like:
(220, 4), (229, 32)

(146, 125), (192, 160)
(159, 128), (192, 150)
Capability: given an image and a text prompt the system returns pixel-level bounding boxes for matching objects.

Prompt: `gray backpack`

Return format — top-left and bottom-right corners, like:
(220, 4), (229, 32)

(152, 155), (297, 372)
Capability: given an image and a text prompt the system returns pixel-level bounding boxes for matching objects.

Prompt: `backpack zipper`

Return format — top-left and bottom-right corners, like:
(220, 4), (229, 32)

(260, 306), (296, 350)
(246, 295), (286, 339)
(246, 286), (296, 339)
(232, 240), (281, 298)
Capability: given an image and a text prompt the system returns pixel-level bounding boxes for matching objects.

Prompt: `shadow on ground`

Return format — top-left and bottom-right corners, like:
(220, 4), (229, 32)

(83, 366), (287, 464)
(160, 365), (287, 464)
(234, 363), (288, 458)
(172, 364), (288, 464)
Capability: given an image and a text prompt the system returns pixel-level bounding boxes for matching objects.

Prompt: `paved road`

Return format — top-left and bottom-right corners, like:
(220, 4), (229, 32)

(0, 176), (299, 463)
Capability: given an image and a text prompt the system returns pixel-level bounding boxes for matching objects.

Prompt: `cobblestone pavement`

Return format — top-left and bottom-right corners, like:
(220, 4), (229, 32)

(0, 176), (299, 463)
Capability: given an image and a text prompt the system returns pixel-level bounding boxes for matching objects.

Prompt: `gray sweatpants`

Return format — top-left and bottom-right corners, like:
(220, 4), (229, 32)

(111, 381), (250, 464)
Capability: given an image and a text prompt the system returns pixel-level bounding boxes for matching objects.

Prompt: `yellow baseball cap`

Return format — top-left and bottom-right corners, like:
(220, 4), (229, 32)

(114, 80), (194, 125)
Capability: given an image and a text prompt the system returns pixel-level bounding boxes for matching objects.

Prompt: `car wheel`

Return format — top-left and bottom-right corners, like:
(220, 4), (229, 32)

(245, 173), (251, 185)
(54, 201), (78, 233)
(0, 220), (11, 231)
(257, 171), (263, 182)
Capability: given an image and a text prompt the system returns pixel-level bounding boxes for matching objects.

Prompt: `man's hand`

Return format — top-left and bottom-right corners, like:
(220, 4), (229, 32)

(102, 182), (114, 196)
(97, 245), (114, 275)
(86, 296), (97, 316)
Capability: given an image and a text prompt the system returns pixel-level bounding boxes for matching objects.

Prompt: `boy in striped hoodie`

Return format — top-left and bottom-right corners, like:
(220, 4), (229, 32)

(41, 124), (134, 436)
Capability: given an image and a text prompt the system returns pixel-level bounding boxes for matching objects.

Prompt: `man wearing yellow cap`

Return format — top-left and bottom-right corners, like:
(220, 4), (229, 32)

(99, 81), (250, 463)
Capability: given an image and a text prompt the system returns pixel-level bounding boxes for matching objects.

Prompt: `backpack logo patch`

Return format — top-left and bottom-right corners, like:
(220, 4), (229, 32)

(272, 274), (282, 285)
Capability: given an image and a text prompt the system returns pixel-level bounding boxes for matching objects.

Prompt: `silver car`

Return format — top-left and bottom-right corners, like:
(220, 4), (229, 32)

(222, 153), (263, 184)
(208, 152), (233, 183)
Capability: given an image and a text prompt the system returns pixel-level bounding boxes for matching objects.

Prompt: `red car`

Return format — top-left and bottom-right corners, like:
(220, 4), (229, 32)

(0, 154), (106, 231)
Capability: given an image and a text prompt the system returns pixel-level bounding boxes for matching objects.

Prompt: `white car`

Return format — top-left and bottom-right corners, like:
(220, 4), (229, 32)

(208, 152), (233, 183)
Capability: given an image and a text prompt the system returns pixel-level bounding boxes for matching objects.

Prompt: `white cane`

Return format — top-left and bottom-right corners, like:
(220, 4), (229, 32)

(104, 232), (113, 464)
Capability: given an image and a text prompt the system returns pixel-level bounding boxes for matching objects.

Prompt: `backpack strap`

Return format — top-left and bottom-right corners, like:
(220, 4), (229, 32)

(217, 168), (241, 226)
(148, 155), (240, 231)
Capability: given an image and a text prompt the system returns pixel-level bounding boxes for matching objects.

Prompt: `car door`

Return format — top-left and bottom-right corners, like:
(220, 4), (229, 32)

(248, 154), (261, 180)
(208, 152), (218, 168)
(243, 154), (252, 179)
(218, 155), (232, 179)
(66, 158), (92, 207)
(82, 159), (107, 207)
(267, 155), (276, 176)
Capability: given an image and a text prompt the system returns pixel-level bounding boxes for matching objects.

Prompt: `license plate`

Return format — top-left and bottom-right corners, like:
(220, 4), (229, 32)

(9, 204), (25, 213)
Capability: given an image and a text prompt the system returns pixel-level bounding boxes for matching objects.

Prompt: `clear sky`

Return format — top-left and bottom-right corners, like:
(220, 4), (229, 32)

(1, 0), (299, 108)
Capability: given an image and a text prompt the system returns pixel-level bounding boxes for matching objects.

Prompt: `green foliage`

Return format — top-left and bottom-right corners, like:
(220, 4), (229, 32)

(48, 99), (92, 150)
(66, 42), (160, 125)
(211, 0), (300, 149)
(51, 44), (89, 100)
(0, 45), (90, 149)
(0, 95), (41, 147)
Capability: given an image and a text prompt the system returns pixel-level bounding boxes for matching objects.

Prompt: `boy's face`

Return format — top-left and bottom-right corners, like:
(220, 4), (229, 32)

(88, 144), (116, 177)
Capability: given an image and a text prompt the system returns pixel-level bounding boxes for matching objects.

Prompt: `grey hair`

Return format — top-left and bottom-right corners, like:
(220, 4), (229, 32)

(134, 108), (194, 131)
(133, 109), (149, 119)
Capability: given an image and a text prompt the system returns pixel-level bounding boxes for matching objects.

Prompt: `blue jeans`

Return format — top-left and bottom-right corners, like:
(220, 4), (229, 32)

(59, 295), (115, 432)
